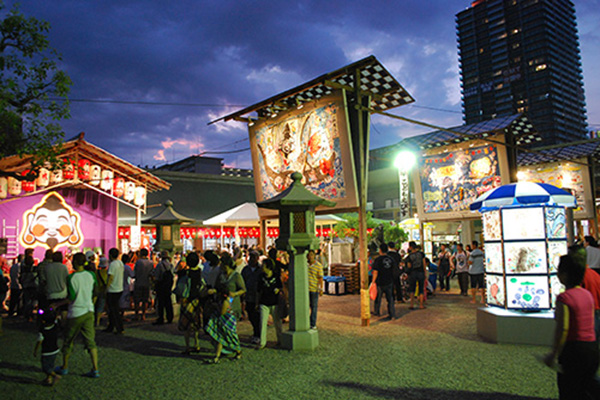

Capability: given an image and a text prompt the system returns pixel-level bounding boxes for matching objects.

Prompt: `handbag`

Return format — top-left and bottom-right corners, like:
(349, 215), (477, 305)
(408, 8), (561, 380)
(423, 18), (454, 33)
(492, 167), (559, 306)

(369, 282), (378, 301)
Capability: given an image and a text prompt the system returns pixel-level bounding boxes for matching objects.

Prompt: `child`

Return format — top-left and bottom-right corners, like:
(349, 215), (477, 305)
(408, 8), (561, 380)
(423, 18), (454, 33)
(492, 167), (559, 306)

(33, 307), (61, 386)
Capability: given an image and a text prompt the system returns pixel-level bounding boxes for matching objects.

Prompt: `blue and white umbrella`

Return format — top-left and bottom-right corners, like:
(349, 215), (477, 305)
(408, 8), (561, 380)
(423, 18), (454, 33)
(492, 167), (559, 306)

(470, 182), (577, 211)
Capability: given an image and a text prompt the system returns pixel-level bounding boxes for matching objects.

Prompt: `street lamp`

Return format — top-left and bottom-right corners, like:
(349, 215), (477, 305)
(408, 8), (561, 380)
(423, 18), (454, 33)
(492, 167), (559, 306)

(394, 150), (416, 222)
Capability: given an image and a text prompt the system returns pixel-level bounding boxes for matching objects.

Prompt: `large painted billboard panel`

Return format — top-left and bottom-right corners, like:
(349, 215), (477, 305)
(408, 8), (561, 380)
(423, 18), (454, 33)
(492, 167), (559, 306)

(0, 189), (117, 261)
(249, 92), (357, 214)
(419, 145), (502, 214)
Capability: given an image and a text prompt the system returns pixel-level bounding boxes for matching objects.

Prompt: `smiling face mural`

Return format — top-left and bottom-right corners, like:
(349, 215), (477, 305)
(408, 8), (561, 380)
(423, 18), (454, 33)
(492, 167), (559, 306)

(19, 192), (84, 251)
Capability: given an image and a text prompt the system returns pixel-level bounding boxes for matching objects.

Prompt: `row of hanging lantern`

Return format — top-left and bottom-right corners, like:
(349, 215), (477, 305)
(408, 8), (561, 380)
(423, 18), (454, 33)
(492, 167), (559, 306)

(118, 226), (336, 240)
(0, 158), (147, 206)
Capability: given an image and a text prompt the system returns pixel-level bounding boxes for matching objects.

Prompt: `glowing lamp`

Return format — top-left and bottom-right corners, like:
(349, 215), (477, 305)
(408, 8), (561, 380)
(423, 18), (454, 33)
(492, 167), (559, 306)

(100, 170), (113, 191)
(63, 159), (75, 179)
(37, 168), (50, 187)
(50, 169), (63, 184)
(134, 186), (146, 206)
(90, 165), (101, 186)
(8, 177), (21, 196)
(78, 159), (91, 180)
(21, 170), (36, 192)
(124, 182), (135, 201)
(113, 177), (125, 197)
(0, 177), (7, 199)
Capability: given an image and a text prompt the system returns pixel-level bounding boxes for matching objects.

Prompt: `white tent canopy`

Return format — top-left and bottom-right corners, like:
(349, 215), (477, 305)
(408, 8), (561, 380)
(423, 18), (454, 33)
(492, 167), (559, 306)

(202, 202), (344, 227)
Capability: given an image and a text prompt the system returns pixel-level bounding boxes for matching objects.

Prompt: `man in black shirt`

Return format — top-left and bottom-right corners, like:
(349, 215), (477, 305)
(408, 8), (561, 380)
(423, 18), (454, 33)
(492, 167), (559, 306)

(387, 241), (404, 303)
(372, 243), (396, 320)
(406, 241), (427, 309)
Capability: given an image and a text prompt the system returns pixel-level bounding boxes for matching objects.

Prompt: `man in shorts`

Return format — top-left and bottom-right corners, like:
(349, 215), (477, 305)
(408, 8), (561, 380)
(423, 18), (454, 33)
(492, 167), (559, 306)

(55, 253), (99, 378)
(405, 241), (427, 310)
(468, 241), (485, 304)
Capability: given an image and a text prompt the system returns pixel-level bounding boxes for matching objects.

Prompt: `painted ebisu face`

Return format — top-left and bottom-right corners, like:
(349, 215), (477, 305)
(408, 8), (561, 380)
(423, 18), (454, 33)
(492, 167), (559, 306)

(20, 192), (83, 250)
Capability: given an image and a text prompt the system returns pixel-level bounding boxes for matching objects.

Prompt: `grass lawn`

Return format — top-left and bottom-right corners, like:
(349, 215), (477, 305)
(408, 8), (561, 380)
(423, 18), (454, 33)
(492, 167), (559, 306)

(0, 291), (557, 400)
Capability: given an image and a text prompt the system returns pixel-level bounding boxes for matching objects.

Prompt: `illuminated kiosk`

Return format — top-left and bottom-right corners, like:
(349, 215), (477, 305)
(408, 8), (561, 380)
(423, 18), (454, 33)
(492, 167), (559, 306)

(470, 182), (576, 345)
(258, 172), (334, 351)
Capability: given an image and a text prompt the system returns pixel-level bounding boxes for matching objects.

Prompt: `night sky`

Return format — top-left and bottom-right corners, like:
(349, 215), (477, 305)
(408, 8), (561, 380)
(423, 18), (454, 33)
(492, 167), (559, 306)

(6, 1), (600, 169)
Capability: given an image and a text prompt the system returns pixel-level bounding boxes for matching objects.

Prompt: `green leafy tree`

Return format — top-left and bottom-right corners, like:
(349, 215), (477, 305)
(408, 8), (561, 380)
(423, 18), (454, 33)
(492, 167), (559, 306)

(0, 3), (71, 179)
(334, 212), (407, 259)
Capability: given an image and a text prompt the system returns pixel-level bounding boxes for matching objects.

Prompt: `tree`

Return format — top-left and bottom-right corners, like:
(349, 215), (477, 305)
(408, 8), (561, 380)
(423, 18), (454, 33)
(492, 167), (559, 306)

(0, 3), (71, 180)
(333, 212), (407, 260)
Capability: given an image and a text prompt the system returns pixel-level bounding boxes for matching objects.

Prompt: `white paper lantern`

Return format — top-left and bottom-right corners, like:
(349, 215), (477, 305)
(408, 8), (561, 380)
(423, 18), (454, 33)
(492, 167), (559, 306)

(0, 177), (7, 199)
(124, 182), (135, 201)
(37, 167), (50, 187)
(134, 186), (146, 206)
(50, 169), (63, 184)
(8, 177), (21, 196)
(90, 165), (101, 186)
(101, 170), (113, 191)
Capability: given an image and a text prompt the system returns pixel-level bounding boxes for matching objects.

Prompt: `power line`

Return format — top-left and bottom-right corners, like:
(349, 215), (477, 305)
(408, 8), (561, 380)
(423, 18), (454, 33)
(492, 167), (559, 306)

(49, 98), (246, 108)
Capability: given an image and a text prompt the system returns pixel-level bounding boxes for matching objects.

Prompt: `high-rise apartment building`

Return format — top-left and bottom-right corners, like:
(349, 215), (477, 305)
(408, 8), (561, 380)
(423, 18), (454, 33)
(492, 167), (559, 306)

(456, 0), (587, 145)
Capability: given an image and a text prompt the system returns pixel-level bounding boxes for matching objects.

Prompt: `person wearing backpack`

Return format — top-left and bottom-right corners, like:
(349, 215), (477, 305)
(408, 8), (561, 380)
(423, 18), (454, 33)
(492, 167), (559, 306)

(178, 252), (206, 354)
(152, 250), (174, 325)
(405, 241), (427, 310)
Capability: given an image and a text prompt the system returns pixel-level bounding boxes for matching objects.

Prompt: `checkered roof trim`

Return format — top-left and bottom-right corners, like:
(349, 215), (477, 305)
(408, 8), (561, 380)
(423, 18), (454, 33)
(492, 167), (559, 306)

(517, 141), (600, 166)
(217, 56), (414, 122)
(402, 114), (540, 150)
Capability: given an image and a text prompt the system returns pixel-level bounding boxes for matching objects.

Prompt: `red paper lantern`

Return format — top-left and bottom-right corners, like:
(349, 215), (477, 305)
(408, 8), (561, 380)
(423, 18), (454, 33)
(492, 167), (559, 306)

(78, 159), (91, 180)
(63, 159), (75, 179)
(113, 177), (125, 197)
(21, 170), (36, 192)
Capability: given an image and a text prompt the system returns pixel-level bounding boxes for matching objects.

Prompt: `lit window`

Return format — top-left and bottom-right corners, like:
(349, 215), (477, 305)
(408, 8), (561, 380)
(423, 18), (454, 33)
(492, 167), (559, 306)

(535, 64), (547, 71)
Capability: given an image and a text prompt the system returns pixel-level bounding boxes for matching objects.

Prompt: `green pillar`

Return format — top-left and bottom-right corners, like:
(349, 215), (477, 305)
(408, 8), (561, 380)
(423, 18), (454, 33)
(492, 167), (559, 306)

(257, 172), (334, 351)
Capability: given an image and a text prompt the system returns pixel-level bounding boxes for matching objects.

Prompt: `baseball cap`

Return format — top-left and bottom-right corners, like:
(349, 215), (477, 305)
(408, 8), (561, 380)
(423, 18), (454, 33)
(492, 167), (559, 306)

(85, 250), (96, 261)
(98, 256), (108, 268)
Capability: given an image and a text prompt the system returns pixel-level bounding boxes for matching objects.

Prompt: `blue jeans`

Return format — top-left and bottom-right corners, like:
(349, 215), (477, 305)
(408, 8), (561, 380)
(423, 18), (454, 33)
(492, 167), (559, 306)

(309, 291), (319, 328)
(375, 284), (395, 319)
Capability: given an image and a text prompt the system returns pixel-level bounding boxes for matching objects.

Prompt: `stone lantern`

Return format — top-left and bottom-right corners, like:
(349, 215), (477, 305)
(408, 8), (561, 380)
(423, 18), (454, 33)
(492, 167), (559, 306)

(143, 200), (194, 255)
(258, 172), (335, 350)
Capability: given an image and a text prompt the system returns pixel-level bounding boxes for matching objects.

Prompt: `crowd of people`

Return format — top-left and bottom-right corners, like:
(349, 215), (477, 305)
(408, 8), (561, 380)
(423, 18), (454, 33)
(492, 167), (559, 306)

(0, 242), (325, 385)
(368, 239), (487, 320)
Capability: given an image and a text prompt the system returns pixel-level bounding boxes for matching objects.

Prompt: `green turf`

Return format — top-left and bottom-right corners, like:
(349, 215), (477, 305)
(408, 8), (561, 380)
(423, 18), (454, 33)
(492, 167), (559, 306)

(0, 294), (558, 400)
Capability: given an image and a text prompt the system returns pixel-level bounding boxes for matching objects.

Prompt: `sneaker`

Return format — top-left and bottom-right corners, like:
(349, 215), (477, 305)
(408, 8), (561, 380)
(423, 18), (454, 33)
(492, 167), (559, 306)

(83, 370), (100, 378)
(54, 366), (68, 376)
(251, 336), (260, 345)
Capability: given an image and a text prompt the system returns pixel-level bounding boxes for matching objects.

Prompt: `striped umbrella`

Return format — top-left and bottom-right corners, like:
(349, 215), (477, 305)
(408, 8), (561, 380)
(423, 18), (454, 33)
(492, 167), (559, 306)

(470, 182), (577, 211)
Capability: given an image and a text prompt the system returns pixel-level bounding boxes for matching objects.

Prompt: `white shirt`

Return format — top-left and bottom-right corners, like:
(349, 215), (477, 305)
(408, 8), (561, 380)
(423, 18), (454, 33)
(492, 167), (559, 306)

(67, 270), (96, 318)
(586, 246), (600, 270)
(107, 259), (124, 293)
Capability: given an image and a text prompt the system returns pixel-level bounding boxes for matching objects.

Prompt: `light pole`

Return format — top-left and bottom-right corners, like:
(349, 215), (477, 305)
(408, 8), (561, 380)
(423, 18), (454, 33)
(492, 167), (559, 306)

(394, 150), (416, 222)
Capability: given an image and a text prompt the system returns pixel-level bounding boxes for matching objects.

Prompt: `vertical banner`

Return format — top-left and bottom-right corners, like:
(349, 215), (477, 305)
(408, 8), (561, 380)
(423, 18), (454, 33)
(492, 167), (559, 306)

(129, 225), (141, 251)
(399, 170), (409, 220)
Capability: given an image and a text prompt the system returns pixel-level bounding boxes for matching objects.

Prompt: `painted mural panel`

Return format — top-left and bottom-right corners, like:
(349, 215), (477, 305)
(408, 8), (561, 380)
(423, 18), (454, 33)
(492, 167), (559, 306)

(545, 207), (566, 239)
(504, 241), (548, 274)
(249, 92), (356, 212)
(484, 242), (503, 273)
(502, 207), (545, 240)
(518, 160), (590, 217)
(486, 274), (505, 307)
(0, 189), (117, 261)
(506, 275), (550, 310)
(419, 145), (501, 213)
